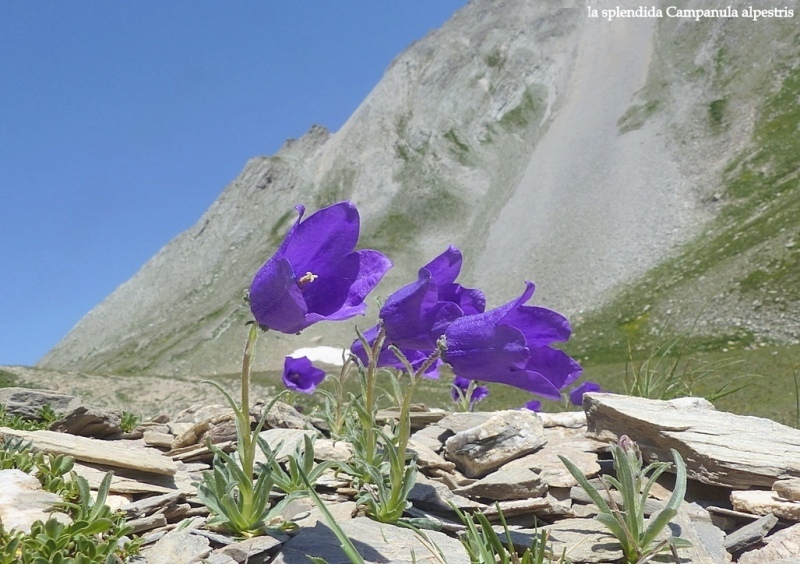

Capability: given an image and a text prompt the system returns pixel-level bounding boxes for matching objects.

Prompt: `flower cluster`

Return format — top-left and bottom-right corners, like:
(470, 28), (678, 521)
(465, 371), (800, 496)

(249, 201), (596, 407)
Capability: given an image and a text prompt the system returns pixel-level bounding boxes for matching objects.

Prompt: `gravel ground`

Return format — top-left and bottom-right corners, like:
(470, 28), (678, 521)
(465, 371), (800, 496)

(476, 4), (712, 316)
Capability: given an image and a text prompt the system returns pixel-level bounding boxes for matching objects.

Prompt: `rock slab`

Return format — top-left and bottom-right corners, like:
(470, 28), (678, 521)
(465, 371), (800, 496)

(0, 427), (177, 476)
(584, 393), (800, 489)
(445, 410), (547, 478)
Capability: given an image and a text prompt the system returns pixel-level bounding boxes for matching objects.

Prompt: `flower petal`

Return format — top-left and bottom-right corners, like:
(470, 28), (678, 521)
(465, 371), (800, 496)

(250, 258), (308, 333)
(282, 356), (326, 394)
(524, 400), (542, 412)
(345, 249), (394, 308)
(438, 284), (486, 316)
(525, 347), (583, 392)
(471, 385), (489, 403)
(500, 305), (572, 346)
(422, 245), (463, 286)
(282, 201), (360, 276)
(569, 381), (602, 406)
(444, 320), (529, 380)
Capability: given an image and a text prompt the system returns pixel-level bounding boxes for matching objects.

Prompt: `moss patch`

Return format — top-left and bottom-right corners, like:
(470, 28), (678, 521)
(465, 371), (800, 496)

(498, 87), (545, 131)
(0, 369), (17, 388)
(617, 100), (660, 133)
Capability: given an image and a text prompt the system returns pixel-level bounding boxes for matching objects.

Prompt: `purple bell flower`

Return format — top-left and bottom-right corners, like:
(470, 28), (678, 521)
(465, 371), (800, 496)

(282, 356), (326, 394)
(379, 246), (485, 350)
(250, 202), (392, 334)
(569, 381), (602, 406)
(451, 375), (489, 405)
(524, 400), (542, 412)
(351, 246), (484, 374)
(443, 282), (582, 399)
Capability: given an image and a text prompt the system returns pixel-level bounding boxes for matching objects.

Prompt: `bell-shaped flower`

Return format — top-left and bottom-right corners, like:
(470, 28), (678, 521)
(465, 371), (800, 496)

(451, 375), (489, 406)
(282, 356), (326, 394)
(351, 246), (485, 374)
(379, 246), (485, 350)
(569, 381), (601, 406)
(443, 282), (582, 400)
(524, 400), (542, 412)
(250, 202), (392, 334)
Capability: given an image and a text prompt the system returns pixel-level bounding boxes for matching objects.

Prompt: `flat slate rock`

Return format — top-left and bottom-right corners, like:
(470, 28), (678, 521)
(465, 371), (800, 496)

(738, 522), (800, 563)
(724, 512), (778, 553)
(538, 518), (623, 563)
(453, 463), (547, 500)
(71, 462), (179, 495)
(272, 516), (470, 563)
(584, 393), (800, 489)
(140, 529), (211, 564)
(731, 489), (800, 521)
(0, 427), (177, 476)
(773, 477), (800, 501)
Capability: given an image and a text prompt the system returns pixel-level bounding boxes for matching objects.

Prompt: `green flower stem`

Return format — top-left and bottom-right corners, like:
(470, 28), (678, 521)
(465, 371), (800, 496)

(363, 325), (386, 465)
(396, 347), (442, 461)
(238, 323), (260, 515)
(333, 357), (354, 437)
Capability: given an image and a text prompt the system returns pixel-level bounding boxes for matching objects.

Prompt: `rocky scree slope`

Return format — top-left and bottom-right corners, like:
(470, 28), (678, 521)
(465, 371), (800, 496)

(40, 0), (800, 376)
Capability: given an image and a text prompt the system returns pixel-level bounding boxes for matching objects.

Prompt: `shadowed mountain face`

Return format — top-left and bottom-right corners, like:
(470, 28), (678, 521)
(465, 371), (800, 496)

(40, 0), (800, 376)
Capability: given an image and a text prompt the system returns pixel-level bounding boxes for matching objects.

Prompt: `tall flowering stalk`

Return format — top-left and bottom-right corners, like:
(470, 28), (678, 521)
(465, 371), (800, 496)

(198, 201), (391, 536)
(197, 324), (291, 536)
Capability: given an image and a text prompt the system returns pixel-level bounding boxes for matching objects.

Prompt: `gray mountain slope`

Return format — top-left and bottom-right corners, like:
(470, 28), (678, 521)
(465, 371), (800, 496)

(40, 0), (800, 375)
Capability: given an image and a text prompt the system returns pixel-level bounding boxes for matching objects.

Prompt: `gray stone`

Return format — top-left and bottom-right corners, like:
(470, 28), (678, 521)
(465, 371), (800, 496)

(272, 516), (470, 563)
(257, 401), (308, 430)
(172, 404), (232, 424)
(539, 518), (623, 563)
(0, 387), (83, 420)
(0, 469), (71, 534)
(444, 410), (547, 478)
(774, 477), (800, 501)
(432, 412), (492, 435)
(127, 513), (168, 534)
(313, 438), (353, 462)
(724, 512), (778, 553)
(731, 490), (800, 521)
(203, 553), (238, 564)
(519, 443), (600, 489)
(291, 500), (357, 529)
(408, 437), (456, 473)
(376, 407), (448, 430)
(221, 534), (289, 563)
(570, 480), (665, 517)
(71, 462), (177, 495)
(0, 427), (177, 476)
(539, 411), (587, 428)
(483, 495), (573, 519)
(121, 491), (183, 519)
(738, 523), (800, 564)
(51, 404), (123, 438)
(171, 414), (235, 449)
(254, 428), (317, 464)
(671, 502), (731, 563)
(454, 464), (547, 501)
(408, 473), (486, 512)
(140, 529), (211, 564)
(584, 393), (800, 489)
(143, 430), (175, 448)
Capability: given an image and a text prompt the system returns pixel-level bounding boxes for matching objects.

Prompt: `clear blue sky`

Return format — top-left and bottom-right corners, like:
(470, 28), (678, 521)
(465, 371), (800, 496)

(0, 1), (467, 367)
